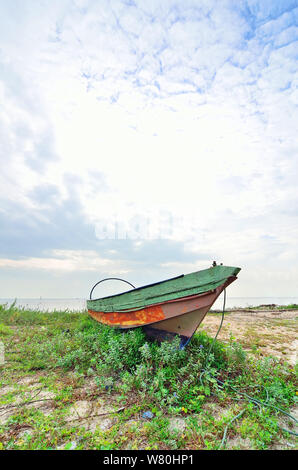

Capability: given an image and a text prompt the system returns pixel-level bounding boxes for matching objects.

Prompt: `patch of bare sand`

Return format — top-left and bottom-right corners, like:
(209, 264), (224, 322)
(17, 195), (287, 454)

(269, 406), (298, 450)
(168, 417), (186, 433)
(0, 396), (54, 425)
(226, 436), (252, 450)
(0, 377), (56, 424)
(64, 398), (117, 432)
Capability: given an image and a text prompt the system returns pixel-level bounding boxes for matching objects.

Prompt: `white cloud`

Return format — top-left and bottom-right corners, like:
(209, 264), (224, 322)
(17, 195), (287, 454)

(0, 250), (129, 273)
(0, 0), (297, 297)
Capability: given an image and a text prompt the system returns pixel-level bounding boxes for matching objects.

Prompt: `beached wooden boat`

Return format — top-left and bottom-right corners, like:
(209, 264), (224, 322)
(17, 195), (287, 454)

(87, 264), (241, 348)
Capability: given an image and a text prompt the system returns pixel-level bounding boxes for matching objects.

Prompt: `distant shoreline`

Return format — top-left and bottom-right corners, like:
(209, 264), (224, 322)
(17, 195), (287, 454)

(0, 298), (298, 313)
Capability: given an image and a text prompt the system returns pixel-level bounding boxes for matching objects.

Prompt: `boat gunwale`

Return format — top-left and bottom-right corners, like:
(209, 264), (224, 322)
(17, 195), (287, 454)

(89, 274), (184, 302)
(88, 266), (240, 303)
(87, 267), (241, 314)
(88, 288), (217, 314)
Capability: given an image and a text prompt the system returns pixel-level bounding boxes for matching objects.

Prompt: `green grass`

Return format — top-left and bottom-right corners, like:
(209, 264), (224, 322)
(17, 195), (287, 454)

(276, 304), (298, 310)
(0, 303), (297, 450)
(0, 324), (13, 336)
(244, 303), (298, 310)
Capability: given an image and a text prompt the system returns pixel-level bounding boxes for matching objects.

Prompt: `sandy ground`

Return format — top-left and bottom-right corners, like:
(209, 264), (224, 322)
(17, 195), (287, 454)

(201, 309), (298, 365)
(1, 309), (297, 450)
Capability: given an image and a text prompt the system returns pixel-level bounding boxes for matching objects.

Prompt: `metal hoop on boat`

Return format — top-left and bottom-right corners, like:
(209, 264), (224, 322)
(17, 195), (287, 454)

(89, 278), (136, 300)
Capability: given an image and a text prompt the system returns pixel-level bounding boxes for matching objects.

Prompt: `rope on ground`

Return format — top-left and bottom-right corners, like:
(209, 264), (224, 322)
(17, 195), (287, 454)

(199, 289), (298, 445)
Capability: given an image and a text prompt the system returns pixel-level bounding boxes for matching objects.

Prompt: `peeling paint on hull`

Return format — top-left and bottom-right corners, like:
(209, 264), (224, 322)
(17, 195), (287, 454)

(88, 304), (165, 326)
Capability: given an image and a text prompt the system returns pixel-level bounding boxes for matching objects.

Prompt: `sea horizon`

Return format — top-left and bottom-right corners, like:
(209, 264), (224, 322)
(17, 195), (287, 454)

(1, 296), (298, 312)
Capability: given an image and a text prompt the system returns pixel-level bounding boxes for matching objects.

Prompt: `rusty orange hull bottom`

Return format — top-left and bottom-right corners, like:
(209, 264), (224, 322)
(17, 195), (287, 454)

(88, 277), (235, 348)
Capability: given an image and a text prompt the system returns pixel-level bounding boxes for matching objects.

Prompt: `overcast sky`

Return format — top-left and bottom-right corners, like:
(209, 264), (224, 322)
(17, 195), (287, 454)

(0, 0), (297, 299)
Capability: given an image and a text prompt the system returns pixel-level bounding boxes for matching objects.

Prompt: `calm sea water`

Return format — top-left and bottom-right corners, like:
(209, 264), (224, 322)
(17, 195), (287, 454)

(0, 297), (297, 312)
